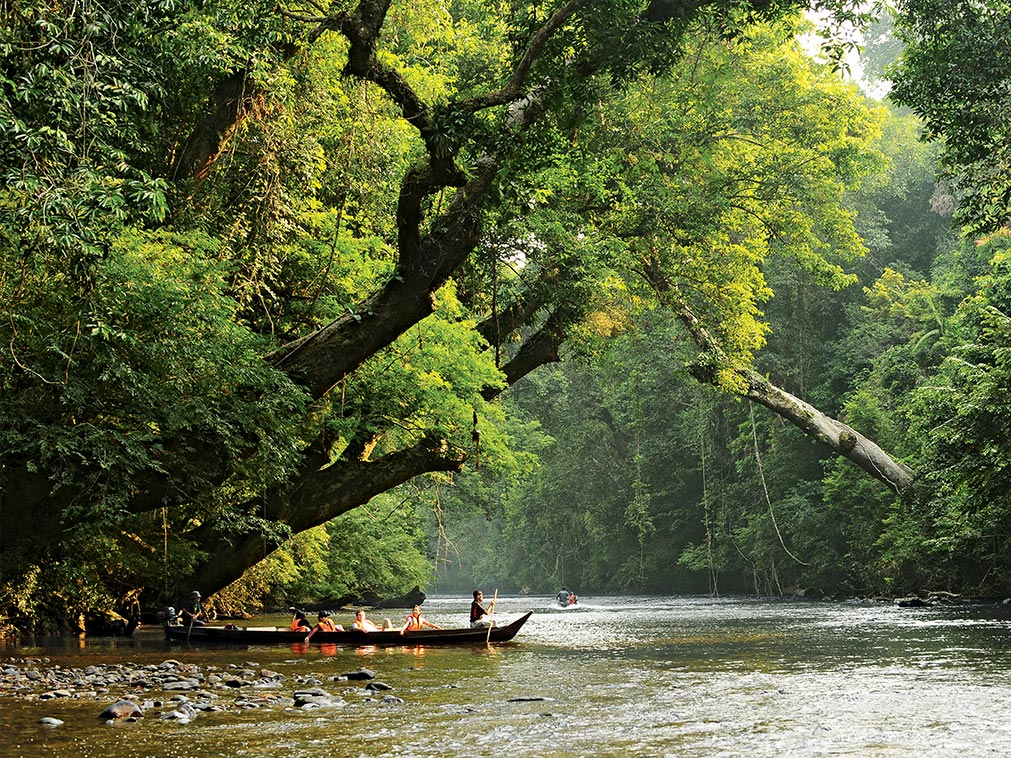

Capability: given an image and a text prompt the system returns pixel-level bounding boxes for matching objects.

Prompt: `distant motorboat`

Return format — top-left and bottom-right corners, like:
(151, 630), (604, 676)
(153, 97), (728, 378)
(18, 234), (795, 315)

(554, 591), (578, 608)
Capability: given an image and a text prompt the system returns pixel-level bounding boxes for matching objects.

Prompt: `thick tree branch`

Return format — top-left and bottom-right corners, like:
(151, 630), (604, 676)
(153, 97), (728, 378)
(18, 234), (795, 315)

(171, 71), (264, 182)
(481, 306), (576, 400)
(648, 267), (915, 493)
(456, 0), (593, 114)
(267, 159), (499, 398)
(475, 289), (550, 348)
(177, 300), (585, 596)
(737, 367), (914, 494)
(181, 436), (465, 595)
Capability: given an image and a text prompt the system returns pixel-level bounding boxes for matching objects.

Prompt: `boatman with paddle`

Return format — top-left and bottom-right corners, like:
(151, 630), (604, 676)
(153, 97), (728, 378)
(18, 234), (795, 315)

(178, 590), (208, 626)
(470, 589), (496, 628)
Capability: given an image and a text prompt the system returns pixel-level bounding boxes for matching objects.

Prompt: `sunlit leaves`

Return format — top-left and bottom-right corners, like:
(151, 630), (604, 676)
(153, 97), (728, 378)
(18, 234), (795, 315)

(0, 0), (173, 274)
(913, 233), (1011, 505)
(333, 281), (504, 456)
(573, 19), (881, 372)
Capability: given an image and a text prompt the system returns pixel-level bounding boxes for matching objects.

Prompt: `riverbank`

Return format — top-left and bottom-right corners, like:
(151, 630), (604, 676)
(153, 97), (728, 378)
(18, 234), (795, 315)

(0, 652), (406, 744)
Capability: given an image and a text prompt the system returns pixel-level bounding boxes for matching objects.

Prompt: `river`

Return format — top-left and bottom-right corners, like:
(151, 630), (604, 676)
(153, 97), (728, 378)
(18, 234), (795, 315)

(3, 595), (1011, 757)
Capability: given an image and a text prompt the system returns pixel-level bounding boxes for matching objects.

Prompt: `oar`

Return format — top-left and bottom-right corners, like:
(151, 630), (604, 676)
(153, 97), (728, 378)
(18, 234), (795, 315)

(485, 588), (498, 644)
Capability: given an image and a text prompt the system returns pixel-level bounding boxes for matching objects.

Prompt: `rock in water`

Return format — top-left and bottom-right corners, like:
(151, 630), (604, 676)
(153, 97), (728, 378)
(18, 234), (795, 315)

(99, 700), (143, 720)
(343, 668), (376, 680)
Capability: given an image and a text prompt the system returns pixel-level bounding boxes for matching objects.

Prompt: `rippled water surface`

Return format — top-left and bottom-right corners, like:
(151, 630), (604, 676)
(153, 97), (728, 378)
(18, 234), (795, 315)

(4, 595), (1011, 757)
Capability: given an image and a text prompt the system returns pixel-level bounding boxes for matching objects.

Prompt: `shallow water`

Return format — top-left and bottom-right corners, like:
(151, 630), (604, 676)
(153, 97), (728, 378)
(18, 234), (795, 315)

(3, 595), (1011, 757)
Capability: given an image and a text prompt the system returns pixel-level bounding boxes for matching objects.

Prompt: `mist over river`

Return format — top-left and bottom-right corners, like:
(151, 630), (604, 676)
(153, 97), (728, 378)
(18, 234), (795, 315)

(3, 595), (1011, 757)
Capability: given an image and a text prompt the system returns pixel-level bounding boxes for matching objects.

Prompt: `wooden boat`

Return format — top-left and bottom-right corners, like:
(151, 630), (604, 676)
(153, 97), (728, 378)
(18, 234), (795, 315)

(165, 611), (533, 646)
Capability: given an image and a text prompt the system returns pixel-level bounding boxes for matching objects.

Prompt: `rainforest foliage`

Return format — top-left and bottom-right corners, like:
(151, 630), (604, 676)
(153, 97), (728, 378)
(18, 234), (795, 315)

(1, 0), (1009, 633)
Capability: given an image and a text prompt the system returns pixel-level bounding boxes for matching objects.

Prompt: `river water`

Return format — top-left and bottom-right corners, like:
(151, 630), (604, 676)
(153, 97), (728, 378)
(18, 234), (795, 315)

(3, 595), (1011, 757)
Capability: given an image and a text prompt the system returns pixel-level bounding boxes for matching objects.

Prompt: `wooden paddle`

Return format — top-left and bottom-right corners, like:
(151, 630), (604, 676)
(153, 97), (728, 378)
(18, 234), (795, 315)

(485, 588), (498, 644)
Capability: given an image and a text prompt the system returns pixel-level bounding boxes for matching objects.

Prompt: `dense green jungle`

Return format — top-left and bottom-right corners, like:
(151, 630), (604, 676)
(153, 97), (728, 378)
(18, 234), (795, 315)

(2, 0), (1010, 635)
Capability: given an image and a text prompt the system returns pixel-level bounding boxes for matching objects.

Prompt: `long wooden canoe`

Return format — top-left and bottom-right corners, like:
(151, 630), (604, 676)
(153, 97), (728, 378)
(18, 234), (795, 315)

(165, 611), (532, 646)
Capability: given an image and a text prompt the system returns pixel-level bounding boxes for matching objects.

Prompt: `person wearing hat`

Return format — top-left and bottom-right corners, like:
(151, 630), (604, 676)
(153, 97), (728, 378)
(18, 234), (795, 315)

(178, 590), (208, 626)
(305, 610), (344, 642)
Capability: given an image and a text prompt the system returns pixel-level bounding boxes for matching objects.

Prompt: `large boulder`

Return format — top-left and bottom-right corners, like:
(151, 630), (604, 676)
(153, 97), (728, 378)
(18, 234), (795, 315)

(85, 610), (131, 637)
(373, 586), (426, 609)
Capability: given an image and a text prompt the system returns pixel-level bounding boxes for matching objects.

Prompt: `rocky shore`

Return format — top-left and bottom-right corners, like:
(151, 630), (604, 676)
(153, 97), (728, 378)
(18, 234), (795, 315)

(0, 657), (402, 727)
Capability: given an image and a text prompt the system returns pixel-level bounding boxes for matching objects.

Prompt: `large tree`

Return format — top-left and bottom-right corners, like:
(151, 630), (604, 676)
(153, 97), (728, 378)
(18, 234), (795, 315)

(0, 0), (906, 629)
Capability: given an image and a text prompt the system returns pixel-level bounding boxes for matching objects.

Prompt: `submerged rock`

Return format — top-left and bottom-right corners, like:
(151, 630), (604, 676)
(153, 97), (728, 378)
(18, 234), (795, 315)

(99, 699), (143, 720)
(160, 704), (198, 722)
(293, 687), (346, 709)
(896, 597), (931, 608)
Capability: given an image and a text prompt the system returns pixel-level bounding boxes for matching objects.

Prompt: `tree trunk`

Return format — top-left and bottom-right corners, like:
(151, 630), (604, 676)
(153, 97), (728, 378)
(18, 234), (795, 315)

(740, 368), (914, 493)
(656, 271), (916, 494)
(267, 162), (498, 399)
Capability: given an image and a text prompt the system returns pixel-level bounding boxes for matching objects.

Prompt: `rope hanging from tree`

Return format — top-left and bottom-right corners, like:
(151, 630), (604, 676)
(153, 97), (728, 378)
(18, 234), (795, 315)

(750, 404), (809, 566)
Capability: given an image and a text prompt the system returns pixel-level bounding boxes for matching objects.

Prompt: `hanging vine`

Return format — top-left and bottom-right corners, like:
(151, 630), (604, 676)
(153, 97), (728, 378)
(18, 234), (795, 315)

(697, 401), (719, 597)
(749, 404), (809, 566)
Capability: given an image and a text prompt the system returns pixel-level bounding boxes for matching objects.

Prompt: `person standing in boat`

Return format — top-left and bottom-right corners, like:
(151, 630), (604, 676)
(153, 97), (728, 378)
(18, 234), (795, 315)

(556, 588), (570, 606)
(178, 590), (208, 626)
(352, 608), (390, 632)
(305, 610), (344, 641)
(399, 605), (442, 634)
(470, 589), (496, 628)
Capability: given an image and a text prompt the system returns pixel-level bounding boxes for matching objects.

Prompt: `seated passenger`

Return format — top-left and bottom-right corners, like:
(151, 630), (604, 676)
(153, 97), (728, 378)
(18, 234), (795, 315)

(399, 605), (442, 634)
(289, 609), (311, 632)
(351, 608), (390, 632)
(305, 610), (344, 641)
